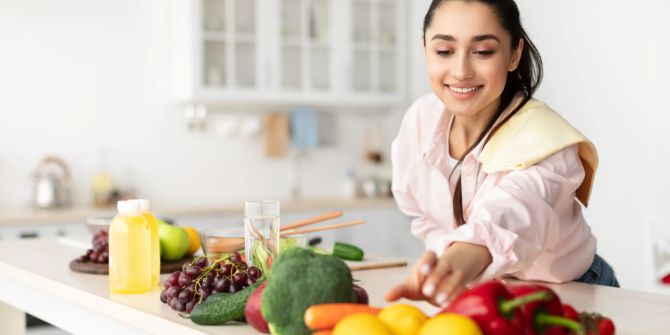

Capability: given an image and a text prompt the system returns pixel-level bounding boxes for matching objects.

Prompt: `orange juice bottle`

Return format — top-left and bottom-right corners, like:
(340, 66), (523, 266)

(109, 200), (152, 293)
(130, 199), (160, 287)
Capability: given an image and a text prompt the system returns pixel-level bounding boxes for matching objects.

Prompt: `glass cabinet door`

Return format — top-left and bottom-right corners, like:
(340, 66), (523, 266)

(278, 0), (331, 91)
(201, 0), (259, 89)
(351, 0), (398, 94)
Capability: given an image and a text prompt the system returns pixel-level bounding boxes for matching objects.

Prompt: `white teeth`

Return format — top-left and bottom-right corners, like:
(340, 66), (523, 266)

(449, 86), (479, 93)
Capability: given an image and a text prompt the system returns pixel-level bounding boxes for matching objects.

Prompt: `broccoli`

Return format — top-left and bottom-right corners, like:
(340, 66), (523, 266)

(261, 248), (356, 335)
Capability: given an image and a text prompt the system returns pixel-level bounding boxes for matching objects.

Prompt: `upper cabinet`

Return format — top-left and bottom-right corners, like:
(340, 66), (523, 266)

(170, 0), (407, 108)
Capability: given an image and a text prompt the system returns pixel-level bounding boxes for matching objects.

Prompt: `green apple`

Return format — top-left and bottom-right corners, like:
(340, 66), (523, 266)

(158, 224), (190, 261)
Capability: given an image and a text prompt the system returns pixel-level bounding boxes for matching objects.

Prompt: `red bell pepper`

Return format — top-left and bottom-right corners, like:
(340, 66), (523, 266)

(562, 304), (579, 321)
(508, 284), (584, 335)
(577, 312), (616, 335)
(442, 280), (553, 335)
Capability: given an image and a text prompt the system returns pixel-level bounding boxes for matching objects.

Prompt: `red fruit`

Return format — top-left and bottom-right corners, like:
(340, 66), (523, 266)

(661, 273), (670, 285)
(563, 304), (579, 321)
(598, 318), (615, 335)
(352, 284), (369, 305)
(244, 281), (269, 333)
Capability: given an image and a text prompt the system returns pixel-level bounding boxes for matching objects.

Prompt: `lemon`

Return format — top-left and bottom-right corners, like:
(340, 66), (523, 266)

(333, 313), (392, 335)
(378, 304), (427, 335)
(419, 314), (482, 335)
(183, 226), (201, 255)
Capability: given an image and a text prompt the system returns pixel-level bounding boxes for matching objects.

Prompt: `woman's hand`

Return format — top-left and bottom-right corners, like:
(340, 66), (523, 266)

(384, 251), (437, 302)
(423, 242), (492, 307)
(385, 242), (492, 307)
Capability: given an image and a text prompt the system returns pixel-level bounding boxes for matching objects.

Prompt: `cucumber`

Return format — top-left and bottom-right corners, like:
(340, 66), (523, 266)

(190, 279), (264, 325)
(332, 242), (364, 261)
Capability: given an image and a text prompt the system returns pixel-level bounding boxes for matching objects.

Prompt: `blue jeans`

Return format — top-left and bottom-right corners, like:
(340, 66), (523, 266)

(574, 254), (620, 287)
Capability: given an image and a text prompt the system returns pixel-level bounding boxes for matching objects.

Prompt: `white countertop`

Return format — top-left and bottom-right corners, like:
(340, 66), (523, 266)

(0, 197), (397, 226)
(1, 238), (670, 334)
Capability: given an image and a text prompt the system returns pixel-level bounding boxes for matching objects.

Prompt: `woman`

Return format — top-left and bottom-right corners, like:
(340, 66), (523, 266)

(386, 0), (619, 307)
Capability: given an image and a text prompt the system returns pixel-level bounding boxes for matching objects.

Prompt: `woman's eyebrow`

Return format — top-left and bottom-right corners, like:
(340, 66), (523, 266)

(431, 34), (500, 43)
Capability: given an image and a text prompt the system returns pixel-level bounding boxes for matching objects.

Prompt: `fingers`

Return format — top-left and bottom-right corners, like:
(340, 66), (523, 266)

(384, 282), (411, 302)
(385, 251), (437, 302)
(422, 254), (451, 301)
(414, 251), (437, 283)
(434, 270), (465, 307)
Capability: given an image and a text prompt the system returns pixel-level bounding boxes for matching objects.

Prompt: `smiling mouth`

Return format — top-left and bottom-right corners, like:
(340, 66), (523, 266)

(446, 85), (483, 93)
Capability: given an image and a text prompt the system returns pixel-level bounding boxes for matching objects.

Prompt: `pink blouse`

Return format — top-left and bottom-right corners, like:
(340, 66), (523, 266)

(391, 93), (596, 283)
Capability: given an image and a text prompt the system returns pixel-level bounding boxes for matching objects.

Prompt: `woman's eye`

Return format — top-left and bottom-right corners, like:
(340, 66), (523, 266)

(436, 50), (452, 56)
(475, 50), (495, 56)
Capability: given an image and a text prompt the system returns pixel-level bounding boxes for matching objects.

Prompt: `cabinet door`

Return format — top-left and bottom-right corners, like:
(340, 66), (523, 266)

(349, 0), (405, 97)
(201, 0), (262, 90)
(275, 0), (333, 92)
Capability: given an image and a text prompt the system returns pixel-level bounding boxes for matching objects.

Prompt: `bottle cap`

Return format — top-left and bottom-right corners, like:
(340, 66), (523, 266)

(117, 200), (141, 214)
(127, 199), (151, 211)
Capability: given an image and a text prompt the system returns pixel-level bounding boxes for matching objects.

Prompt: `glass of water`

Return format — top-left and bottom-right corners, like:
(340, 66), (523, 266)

(244, 200), (280, 274)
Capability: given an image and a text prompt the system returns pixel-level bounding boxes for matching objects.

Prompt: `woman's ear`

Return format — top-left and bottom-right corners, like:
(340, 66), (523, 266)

(509, 38), (525, 72)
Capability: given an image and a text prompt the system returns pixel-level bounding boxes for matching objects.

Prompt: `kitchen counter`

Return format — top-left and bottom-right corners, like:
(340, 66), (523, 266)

(1, 238), (669, 335)
(0, 197), (397, 226)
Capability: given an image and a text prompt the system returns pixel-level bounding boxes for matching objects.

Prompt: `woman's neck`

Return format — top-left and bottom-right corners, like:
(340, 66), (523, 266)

(449, 98), (501, 159)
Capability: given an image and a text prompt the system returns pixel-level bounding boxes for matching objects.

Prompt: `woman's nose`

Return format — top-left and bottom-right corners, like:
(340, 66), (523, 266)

(451, 54), (474, 80)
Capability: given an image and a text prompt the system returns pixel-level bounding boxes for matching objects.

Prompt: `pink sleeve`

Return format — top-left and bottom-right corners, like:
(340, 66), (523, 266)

(391, 99), (449, 250)
(441, 145), (585, 281)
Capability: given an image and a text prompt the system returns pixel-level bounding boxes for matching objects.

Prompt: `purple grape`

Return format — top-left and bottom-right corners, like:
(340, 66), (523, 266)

(229, 253), (241, 264)
(198, 286), (210, 298)
(167, 272), (180, 286)
(194, 257), (208, 268)
(78, 255), (88, 262)
(168, 297), (179, 310)
(247, 266), (261, 279)
(228, 284), (237, 293)
(185, 265), (202, 277)
(247, 277), (255, 286)
(221, 264), (233, 276)
(186, 283), (196, 292)
(233, 272), (247, 286)
(178, 288), (194, 304)
(173, 300), (185, 312)
(185, 299), (196, 313)
(236, 262), (248, 271)
(160, 290), (168, 303)
(178, 272), (193, 287)
(165, 286), (181, 299)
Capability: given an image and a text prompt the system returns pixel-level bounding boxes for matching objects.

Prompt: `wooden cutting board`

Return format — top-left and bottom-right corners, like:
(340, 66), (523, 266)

(345, 257), (408, 271)
(69, 257), (195, 275)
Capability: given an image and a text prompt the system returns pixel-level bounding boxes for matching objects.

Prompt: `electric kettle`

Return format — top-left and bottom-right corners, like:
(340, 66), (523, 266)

(32, 156), (72, 209)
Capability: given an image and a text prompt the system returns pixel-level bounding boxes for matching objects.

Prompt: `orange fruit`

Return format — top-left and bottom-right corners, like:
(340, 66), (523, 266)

(183, 226), (201, 255)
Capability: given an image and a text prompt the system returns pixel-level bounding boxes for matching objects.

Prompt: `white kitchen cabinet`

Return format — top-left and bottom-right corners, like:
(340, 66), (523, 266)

(0, 222), (88, 241)
(170, 0), (408, 108)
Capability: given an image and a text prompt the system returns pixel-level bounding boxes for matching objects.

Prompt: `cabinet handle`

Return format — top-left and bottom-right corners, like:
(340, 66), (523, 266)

(20, 231), (39, 239)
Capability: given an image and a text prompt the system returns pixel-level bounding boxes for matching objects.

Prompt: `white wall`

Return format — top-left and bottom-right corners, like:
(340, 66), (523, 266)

(0, 0), (391, 209)
(514, 0), (670, 292)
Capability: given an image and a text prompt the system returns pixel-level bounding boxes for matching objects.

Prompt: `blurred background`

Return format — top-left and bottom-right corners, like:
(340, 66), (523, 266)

(0, 0), (669, 306)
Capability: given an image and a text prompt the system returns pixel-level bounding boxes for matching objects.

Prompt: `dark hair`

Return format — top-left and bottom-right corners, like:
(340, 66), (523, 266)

(423, 0), (543, 226)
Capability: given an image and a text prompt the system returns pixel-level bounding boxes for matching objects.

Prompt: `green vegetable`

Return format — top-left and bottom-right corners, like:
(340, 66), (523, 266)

(332, 242), (364, 261)
(308, 245), (330, 255)
(190, 279), (265, 325)
(261, 248), (356, 335)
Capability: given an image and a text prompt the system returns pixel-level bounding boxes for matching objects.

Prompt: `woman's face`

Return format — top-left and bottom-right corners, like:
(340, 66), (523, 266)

(424, 1), (522, 118)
